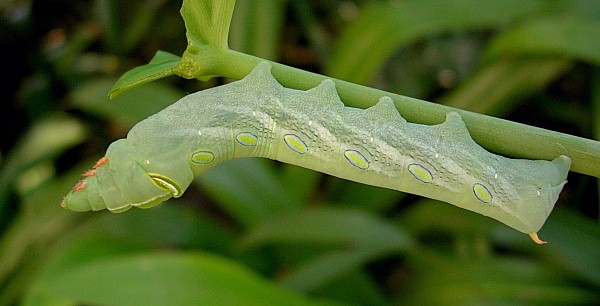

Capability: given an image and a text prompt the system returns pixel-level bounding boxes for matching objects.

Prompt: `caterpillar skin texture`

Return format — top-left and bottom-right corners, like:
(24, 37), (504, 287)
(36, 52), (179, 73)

(62, 61), (571, 243)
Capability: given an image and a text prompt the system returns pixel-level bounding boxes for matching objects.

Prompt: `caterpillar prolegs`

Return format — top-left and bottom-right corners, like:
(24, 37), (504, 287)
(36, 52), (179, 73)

(62, 61), (571, 244)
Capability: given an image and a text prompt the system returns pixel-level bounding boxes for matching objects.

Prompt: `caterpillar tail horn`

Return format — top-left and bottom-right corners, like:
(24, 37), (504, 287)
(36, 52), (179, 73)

(529, 232), (547, 245)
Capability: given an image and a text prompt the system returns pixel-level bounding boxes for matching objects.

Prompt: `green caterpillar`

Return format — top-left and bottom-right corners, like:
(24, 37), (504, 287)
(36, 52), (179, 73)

(62, 61), (571, 244)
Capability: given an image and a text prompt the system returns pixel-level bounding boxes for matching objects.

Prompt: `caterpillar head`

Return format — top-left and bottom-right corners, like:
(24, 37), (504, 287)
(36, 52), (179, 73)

(61, 139), (179, 213)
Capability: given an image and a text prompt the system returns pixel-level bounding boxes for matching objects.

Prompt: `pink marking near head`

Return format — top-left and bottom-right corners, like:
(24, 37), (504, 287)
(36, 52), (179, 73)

(72, 180), (88, 192)
(94, 156), (109, 168)
(82, 169), (98, 177)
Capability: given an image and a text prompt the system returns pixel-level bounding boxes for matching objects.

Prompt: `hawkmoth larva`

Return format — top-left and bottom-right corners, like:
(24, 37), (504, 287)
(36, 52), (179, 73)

(62, 61), (571, 244)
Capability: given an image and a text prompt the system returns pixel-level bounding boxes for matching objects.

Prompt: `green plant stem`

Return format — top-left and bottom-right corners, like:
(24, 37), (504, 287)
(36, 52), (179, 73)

(205, 49), (600, 178)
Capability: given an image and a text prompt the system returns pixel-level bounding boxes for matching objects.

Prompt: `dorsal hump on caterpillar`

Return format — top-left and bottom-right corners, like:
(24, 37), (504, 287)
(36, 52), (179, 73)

(305, 79), (344, 108)
(240, 61), (283, 93)
(435, 112), (473, 144)
(362, 96), (407, 126)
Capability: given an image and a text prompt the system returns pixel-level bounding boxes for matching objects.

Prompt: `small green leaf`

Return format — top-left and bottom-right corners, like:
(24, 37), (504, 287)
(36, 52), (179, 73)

(109, 51), (181, 98)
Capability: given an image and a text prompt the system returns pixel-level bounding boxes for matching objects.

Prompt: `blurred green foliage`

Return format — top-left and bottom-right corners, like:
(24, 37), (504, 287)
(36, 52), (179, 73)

(1, 0), (599, 305)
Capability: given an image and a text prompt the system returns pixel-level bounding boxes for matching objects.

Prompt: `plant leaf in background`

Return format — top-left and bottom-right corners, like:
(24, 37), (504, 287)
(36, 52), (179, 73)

(24, 252), (344, 306)
(326, 0), (545, 84)
(0, 115), (87, 220)
(484, 17), (600, 65)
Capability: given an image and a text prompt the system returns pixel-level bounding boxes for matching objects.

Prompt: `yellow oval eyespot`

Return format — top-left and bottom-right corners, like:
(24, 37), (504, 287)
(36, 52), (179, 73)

(408, 163), (433, 183)
(344, 149), (369, 170)
(148, 174), (182, 197)
(236, 132), (258, 146)
(283, 134), (308, 154)
(191, 150), (215, 164)
(473, 183), (492, 203)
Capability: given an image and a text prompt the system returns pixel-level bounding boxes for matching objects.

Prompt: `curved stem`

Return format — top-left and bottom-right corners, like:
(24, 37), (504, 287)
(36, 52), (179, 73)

(211, 49), (600, 178)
